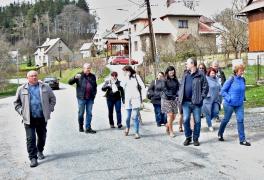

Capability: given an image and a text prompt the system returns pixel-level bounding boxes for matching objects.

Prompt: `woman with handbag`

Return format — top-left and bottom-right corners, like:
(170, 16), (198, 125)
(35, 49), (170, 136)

(122, 65), (145, 139)
(161, 66), (180, 138)
(147, 72), (167, 127)
(102, 71), (124, 129)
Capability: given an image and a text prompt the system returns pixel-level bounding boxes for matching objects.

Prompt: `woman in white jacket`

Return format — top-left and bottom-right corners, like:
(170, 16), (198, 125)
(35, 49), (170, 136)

(122, 65), (146, 139)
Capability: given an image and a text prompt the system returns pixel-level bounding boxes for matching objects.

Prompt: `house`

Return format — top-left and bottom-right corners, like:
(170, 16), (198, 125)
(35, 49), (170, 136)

(80, 42), (97, 58)
(34, 38), (72, 67)
(126, 3), (219, 63)
(239, 0), (264, 64)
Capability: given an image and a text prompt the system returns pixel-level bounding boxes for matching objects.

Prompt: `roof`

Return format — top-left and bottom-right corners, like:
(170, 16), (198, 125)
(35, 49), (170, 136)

(115, 24), (129, 34)
(199, 16), (215, 24)
(199, 22), (220, 34)
(129, 6), (163, 22)
(137, 18), (174, 36)
(240, 0), (264, 14)
(34, 38), (60, 54)
(80, 43), (93, 51)
(112, 24), (125, 32)
(176, 33), (192, 42)
(105, 39), (128, 45)
(160, 3), (201, 18)
(103, 31), (118, 39)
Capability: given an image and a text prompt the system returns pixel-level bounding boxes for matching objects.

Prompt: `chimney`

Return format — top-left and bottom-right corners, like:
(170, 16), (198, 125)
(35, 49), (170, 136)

(166, 0), (176, 7)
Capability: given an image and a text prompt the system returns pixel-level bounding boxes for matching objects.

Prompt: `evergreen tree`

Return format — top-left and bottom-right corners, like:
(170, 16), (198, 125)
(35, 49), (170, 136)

(76, 0), (89, 13)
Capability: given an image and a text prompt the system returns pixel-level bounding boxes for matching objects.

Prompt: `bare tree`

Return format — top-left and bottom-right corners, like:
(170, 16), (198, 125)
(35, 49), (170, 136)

(214, 6), (248, 59)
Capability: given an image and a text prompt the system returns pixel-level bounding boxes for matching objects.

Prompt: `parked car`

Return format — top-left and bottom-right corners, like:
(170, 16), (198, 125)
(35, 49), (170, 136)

(43, 77), (59, 90)
(111, 56), (138, 65)
(107, 56), (117, 64)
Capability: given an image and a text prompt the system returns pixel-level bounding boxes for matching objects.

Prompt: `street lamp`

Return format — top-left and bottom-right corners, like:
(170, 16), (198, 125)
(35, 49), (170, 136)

(116, 8), (131, 65)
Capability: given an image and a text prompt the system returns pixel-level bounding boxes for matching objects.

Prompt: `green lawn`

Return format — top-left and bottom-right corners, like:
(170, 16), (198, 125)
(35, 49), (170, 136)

(245, 86), (264, 108)
(0, 84), (18, 98)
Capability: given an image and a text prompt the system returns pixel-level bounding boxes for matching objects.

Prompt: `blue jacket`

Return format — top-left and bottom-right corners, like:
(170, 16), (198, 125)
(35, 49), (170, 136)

(221, 76), (245, 107)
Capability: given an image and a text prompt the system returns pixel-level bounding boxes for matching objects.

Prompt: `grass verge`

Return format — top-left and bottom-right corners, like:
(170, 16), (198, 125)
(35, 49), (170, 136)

(0, 84), (18, 98)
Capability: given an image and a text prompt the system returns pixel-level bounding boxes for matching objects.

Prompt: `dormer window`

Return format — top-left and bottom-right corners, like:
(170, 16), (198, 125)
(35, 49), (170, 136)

(178, 20), (188, 28)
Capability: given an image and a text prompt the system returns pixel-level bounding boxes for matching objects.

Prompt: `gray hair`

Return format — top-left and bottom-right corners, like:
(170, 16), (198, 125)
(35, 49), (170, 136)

(83, 63), (91, 68)
(212, 60), (219, 66)
(27, 70), (38, 77)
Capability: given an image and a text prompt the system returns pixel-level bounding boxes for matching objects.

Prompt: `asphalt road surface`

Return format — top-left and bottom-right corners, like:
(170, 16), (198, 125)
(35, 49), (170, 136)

(1, 65), (264, 179)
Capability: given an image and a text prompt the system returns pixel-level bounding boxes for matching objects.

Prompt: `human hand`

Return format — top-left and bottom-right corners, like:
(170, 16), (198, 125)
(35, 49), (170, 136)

(75, 74), (81, 79)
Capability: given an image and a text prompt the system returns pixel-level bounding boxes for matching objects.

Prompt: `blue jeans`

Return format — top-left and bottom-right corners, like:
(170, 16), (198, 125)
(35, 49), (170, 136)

(153, 104), (167, 125)
(205, 102), (220, 127)
(78, 98), (94, 129)
(126, 108), (140, 133)
(218, 103), (246, 142)
(182, 101), (202, 140)
(107, 99), (122, 126)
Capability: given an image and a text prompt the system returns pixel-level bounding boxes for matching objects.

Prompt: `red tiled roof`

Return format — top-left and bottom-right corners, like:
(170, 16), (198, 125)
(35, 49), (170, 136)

(199, 22), (219, 34)
(176, 33), (192, 42)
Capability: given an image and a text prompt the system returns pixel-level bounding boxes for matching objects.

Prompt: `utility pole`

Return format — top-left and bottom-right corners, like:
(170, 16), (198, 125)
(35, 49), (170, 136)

(58, 40), (62, 78)
(145, 0), (157, 77)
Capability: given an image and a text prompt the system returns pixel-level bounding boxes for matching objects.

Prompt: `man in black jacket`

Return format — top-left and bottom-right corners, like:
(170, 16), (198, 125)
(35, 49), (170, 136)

(178, 58), (209, 146)
(69, 63), (97, 133)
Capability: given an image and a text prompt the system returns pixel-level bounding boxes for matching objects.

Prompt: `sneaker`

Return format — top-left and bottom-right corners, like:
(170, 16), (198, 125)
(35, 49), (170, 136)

(183, 137), (192, 146)
(240, 141), (251, 146)
(30, 158), (38, 168)
(134, 133), (140, 139)
(169, 132), (175, 138)
(117, 124), (123, 129)
(209, 127), (214, 132)
(193, 140), (200, 146)
(85, 128), (96, 134)
(37, 152), (45, 160)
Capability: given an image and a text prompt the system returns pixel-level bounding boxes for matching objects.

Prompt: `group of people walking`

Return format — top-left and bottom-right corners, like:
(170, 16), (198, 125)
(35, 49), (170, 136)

(13, 58), (251, 168)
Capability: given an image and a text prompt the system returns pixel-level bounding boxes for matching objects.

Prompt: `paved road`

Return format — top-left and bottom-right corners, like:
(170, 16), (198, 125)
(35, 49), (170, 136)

(1, 66), (264, 179)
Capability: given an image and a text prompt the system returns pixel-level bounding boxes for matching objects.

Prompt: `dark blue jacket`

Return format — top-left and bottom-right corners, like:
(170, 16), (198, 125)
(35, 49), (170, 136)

(68, 72), (97, 100)
(178, 69), (209, 106)
(221, 76), (245, 107)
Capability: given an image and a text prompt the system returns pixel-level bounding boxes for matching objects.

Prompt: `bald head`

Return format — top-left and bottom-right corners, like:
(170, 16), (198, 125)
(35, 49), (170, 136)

(83, 63), (91, 75)
(27, 70), (38, 85)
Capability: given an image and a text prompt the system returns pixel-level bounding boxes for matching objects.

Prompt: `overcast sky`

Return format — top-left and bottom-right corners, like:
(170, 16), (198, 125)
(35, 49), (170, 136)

(1, 0), (234, 30)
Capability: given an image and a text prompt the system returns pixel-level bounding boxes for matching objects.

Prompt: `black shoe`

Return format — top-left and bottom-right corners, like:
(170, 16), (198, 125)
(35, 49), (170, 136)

(79, 124), (84, 132)
(117, 124), (123, 129)
(157, 124), (161, 127)
(85, 128), (96, 134)
(110, 125), (115, 128)
(30, 158), (38, 168)
(218, 134), (224, 141)
(240, 141), (251, 146)
(37, 152), (45, 160)
(193, 140), (200, 146)
(183, 137), (192, 146)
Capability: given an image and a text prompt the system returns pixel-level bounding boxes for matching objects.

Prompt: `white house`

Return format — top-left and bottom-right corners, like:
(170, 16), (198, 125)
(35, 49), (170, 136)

(34, 38), (72, 67)
(80, 42), (96, 58)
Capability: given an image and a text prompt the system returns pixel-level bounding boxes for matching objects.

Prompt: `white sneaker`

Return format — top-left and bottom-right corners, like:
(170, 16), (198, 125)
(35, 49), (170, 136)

(209, 127), (214, 132)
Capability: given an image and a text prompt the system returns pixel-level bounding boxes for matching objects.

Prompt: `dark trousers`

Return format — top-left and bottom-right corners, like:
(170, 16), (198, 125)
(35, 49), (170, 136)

(107, 99), (122, 126)
(153, 104), (167, 125)
(24, 117), (47, 160)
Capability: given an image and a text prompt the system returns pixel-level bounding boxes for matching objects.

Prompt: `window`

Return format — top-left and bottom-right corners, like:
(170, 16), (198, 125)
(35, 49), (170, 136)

(134, 24), (137, 32)
(134, 41), (138, 51)
(178, 20), (188, 28)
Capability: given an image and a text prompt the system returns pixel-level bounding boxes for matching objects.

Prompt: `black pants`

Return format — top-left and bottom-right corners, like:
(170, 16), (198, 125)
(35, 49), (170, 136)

(24, 117), (47, 160)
